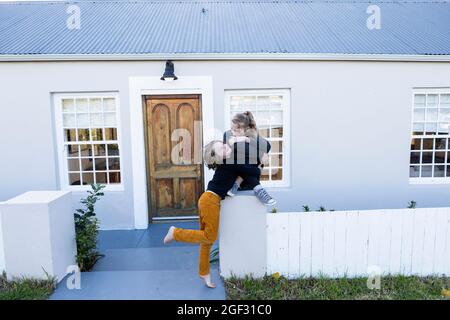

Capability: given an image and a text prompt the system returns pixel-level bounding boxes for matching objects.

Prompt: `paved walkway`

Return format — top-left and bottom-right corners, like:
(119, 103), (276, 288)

(50, 222), (225, 300)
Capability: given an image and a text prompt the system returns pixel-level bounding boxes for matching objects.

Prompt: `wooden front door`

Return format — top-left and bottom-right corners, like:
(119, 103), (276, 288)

(143, 95), (204, 219)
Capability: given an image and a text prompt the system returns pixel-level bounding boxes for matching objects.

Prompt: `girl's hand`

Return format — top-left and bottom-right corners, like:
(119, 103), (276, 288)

(229, 136), (250, 144)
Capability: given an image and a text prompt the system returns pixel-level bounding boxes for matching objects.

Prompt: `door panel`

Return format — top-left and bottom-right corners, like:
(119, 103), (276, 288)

(144, 95), (203, 219)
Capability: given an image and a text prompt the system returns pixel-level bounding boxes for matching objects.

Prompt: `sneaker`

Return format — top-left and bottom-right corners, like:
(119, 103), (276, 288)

(227, 182), (240, 197)
(254, 188), (277, 206)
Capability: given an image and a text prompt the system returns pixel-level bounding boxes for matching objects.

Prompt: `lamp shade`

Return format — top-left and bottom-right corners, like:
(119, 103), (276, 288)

(160, 60), (178, 81)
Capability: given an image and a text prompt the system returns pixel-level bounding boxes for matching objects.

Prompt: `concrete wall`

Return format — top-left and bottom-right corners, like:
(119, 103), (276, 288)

(1, 60), (450, 229)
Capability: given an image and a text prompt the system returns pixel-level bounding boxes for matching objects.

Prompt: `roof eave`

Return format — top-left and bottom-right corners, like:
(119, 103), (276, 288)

(0, 53), (450, 62)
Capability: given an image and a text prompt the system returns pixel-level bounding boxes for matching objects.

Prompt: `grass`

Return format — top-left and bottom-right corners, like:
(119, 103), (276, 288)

(0, 272), (56, 300)
(225, 274), (450, 300)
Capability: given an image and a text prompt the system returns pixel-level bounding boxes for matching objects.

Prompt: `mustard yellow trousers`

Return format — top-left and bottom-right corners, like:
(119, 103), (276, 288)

(173, 191), (221, 276)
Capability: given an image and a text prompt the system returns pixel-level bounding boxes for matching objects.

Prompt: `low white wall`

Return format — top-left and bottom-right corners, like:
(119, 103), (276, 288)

(0, 191), (76, 282)
(267, 208), (450, 278)
(219, 192), (267, 278)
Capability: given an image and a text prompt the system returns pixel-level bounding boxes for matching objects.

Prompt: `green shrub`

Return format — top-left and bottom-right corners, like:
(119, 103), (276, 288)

(74, 184), (105, 271)
(407, 200), (417, 209)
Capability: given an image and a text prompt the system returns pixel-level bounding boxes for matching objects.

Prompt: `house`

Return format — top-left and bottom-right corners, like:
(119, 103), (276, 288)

(0, 0), (449, 230)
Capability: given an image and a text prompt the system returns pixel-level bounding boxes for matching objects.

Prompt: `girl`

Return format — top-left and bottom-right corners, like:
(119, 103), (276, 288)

(163, 140), (262, 288)
(224, 111), (276, 205)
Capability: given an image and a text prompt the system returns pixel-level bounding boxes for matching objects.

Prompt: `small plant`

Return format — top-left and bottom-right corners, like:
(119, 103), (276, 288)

(74, 184), (105, 271)
(302, 205), (310, 212)
(271, 207), (278, 213)
(210, 247), (219, 264)
(317, 206), (326, 212)
(407, 200), (417, 209)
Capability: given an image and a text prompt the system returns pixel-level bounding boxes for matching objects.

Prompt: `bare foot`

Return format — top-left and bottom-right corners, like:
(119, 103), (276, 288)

(163, 226), (176, 244)
(199, 274), (216, 288)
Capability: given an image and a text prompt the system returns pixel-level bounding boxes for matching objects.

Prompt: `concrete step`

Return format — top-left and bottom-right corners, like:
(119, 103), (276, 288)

(50, 269), (225, 300)
(93, 246), (218, 272)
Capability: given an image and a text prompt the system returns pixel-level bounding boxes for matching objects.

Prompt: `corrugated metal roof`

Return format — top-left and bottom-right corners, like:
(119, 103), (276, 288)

(0, 1), (449, 57)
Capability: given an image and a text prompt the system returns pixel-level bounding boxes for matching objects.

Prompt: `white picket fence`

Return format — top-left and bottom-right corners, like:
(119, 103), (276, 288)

(267, 208), (450, 278)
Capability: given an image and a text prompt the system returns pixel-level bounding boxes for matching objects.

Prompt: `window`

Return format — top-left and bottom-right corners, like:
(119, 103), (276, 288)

(410, 90), (450, 183)
(54, 93), (122, 190)
(225, 90), (290, 187)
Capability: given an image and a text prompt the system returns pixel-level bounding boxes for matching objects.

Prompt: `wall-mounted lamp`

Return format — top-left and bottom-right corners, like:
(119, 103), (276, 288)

(160, 60), (178, 81)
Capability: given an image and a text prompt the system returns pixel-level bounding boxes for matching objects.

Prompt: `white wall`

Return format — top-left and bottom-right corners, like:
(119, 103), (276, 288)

(1, 60), (450, 228)
(267, 208), (450, 278)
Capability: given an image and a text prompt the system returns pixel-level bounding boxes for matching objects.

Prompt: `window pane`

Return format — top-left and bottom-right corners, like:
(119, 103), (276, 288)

(256, 96), (271, 110)
(258, 128), (269, 138)
(63, 114), (76, 127)
(67, 158), (80, 171)
(422, 152), (433, 163)
(107, 144), (119, 156)
(447, 165), (450, 177)
(62, 99), (75, 112)
(271, 126), (283, 138)
(435, 152), (445, 163)
(260, 168), (270, 181)
(80, 144), (93, 157)
(414, 108), (425, 121)
(69, 173), (81, 185)
(414, 94), (426, 108)
(425, 122), (437, 135)
(271, 141), (283, 153)
(96, 172), (108, 183)
(93, 144), (106, 156)
(427, 94), (438, 107)
(104, 113), (117, 126)
(423, 138), (433, 150)
(81, 158), (94, 171)
(435, 138), (446, 150)
(90, 113), (103, 127)
(91, 128), (103, 141)
(64, 129), (77, 142)
(94, 158), (107, 170)
(105, 128), (118, 141)
(76, 98), (88, 112)
(434, 165), (445, 177)
(90, 98), (102, 112)
(426, 108), (438, 122)
(67, 145), (80, 157)
(421, 165), (432, 177)
(103, 98), (116, 111)
(108, 158), (120, 170)
(438, 108), (450, 122)
(412, 123), (424, 135)
(270, 154), (283, 167)
(271, 168), (283, 181)
(441, 94), (450, 107)
(78, 128), (90, 141)
(410, 152), (420, 164)
(82, 172), (94, 185)
(77, 113), (89, 128)
(411, 138), (421, 150)
(109, 172), (121, 184)
(438, 123), (449, 135)
(410, 166), (420, 177)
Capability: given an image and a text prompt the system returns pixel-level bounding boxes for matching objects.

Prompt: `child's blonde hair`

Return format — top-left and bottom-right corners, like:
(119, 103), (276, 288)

(232, 111), (258, 138)
(203, 140), (224, 170)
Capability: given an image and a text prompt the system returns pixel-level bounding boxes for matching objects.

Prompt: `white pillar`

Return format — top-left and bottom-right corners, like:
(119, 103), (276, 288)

(219, 191), (267, 278)
(0, 191), (76, 282)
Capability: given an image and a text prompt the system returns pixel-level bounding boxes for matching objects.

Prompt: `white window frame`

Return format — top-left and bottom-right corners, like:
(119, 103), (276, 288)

(409, 88), (450, 185)
(224, 89), (291, 188)
(53, 92), (124, 192)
